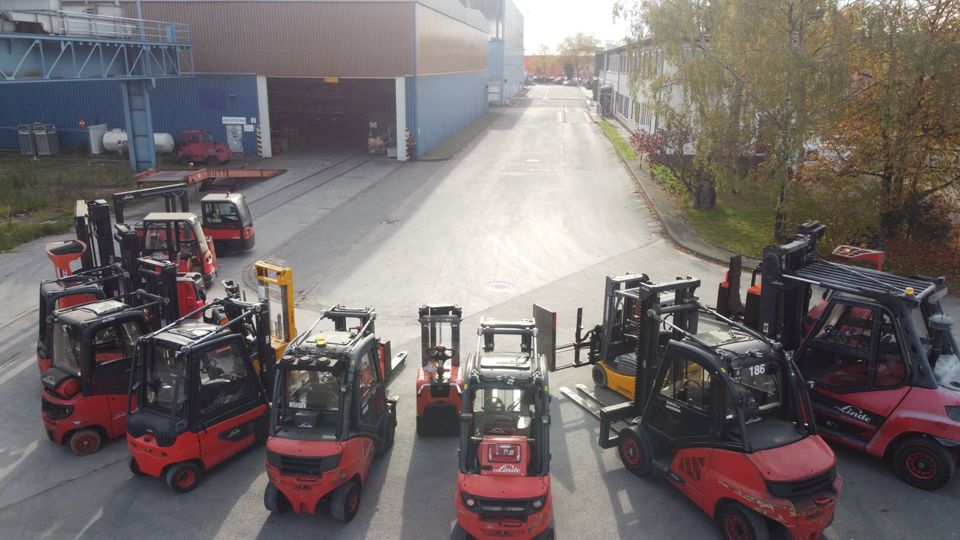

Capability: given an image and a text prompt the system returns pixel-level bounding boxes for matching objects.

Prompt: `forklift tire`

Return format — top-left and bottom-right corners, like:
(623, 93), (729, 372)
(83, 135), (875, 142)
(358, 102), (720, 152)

(451, 523), (472, 540)
(592, 364), (608, 388)
(617, 426), (651, 476)
(129, 456), (145, 477)
(893, 437), (957, 490)
(330, 480), (361, 522)
(68, 429), (102, 456)
(263, 482), (291, 514)
(534, 527), (555, 540)
(716, 502), (770, 540)
(377, 413), (397, 456)
(206, 156), (220, 166)
(416, 415), (426, 437)
(165, 462), (202, 493)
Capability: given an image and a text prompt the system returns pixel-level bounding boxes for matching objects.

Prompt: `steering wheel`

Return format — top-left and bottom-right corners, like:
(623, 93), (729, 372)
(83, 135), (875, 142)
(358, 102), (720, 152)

(427, 345), (455, 361)
(823, 324), (848, 344)
(485, 396), (505, 413)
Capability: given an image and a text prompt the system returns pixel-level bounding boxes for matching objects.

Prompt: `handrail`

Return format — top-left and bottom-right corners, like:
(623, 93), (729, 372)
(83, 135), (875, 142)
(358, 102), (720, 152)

(0, 9), (191, 44)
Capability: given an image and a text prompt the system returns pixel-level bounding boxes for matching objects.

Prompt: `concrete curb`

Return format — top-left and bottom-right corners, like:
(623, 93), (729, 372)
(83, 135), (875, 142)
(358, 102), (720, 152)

(418, 109), (500, 162)
(585, 103), (760, 269)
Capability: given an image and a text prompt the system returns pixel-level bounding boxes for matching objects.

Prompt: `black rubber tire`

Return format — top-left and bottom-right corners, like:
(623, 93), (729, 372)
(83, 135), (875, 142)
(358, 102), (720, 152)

(164, 462), (202, 493)
(416, 415), (426, 437)
(129, 456), (145, 477)
(617, 426), (651, 476)
(68, 429), (102, 456)
(330, 481), (361, 522)
(451, 524), (472, 540)
(893, 437), (957, 490)
(377, 412), (396, 455)
(592, 364), (608, 388)
(534, 527), (555, 540)
(263, 482), (291, 514)
(206, 155), (219, 166)
(716, 502), (770, 540)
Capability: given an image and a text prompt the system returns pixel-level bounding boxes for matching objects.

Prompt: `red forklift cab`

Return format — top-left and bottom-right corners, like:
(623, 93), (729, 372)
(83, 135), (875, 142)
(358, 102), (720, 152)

(141, 212), (219, 287)
(416, 304), (463, 436)
(41, 300), (150, 455)
(200, 193), (255, 252)
(38, 277), (106, 373)
(126, 298), (273, 492)
(455, 319), (553, 540)
(263, 306), (401, 521)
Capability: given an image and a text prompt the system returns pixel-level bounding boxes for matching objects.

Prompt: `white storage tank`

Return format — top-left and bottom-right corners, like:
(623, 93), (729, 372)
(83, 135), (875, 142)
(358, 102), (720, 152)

(102, 129), (175, 155)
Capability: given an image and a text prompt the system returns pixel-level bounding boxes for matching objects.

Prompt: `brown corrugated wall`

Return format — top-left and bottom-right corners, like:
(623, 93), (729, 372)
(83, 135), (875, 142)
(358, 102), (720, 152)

(415, 3), (487, 74)
(132, 2), (416, 77)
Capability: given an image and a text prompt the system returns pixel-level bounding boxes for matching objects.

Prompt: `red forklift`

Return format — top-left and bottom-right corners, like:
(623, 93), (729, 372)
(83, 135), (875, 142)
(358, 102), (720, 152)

(454, 319), (554, 540)
(139, 212), (219, 287)
(40, 256), (195, 456)
(176, 129), (231, 165)
(545, 276), (841, 540)
(126, 296), (274, 492)
(113, 185), (255, 253)
(416, 304), (463, 436)
(719, 221), (960, 490)
(263, 306), (405, 521)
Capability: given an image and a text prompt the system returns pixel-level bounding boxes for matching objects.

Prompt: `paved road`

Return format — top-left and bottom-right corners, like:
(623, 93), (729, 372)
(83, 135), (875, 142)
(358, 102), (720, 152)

(0, 85), (956, 539)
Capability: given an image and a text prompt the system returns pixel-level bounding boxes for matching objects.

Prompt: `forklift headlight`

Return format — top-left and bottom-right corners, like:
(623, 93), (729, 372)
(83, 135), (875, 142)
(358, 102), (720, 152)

(531, 497), (544, 510)
(947, 406), (960, 423)
(460, 491), (478, 511)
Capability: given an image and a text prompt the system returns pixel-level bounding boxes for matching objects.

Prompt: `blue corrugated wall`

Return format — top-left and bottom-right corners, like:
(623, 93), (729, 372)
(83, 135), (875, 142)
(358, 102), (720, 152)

(488, 41), (505, 104)
(0, 80), (124, 150)
(0, 74), (258, 154)
(412, 71), (488, 158)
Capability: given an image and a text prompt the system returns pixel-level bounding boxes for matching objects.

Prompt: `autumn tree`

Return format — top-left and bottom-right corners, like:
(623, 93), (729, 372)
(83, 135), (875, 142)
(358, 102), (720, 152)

(623, 0), (849, 240)
(811, 0), (960, 241)
(531, 45), (554, 78)
(558, 33), (601, 80)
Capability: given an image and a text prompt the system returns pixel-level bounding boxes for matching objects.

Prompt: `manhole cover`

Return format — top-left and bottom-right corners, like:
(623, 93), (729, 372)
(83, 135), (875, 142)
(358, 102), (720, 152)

(485, 280), (515, 292)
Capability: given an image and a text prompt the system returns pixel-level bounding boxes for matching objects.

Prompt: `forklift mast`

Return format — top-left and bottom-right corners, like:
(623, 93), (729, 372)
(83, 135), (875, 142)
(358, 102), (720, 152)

(419, 304), (462, 365)
(75, 200), (116, 276)
(112, 184), (191, 224)
(627, 277), (701, 412)
(757, 220), (825, 349)
(255, 261), (297, 361)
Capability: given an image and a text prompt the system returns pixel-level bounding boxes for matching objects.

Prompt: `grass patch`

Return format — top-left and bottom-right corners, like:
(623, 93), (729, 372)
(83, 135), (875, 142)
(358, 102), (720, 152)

(598, 119), (639, 161)
(683, 183), (778, 257)
(0, 154), (133, 251)
(650, 164), (686, 196)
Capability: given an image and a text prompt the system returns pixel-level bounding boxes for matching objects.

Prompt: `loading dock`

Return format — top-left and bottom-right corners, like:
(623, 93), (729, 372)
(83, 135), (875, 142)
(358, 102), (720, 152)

(267, 78), (396, 156)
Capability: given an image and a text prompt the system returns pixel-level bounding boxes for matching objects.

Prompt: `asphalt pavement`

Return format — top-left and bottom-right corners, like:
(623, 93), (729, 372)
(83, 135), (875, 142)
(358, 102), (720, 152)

(0, 85), (956, 539)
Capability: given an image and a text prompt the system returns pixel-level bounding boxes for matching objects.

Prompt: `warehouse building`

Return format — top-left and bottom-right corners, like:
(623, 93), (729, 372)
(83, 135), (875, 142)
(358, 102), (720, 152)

(0, 0), (492, 160)
(462, 0), (524, 105)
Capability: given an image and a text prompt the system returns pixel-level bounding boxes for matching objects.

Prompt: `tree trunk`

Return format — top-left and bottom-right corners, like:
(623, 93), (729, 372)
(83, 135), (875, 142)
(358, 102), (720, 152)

(692, 182), (716, 210)
(774, 165), (791, 242)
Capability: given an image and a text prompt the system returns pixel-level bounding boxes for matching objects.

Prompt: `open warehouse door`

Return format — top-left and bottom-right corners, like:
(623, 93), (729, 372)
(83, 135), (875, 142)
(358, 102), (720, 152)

(267, 77), (397, 157)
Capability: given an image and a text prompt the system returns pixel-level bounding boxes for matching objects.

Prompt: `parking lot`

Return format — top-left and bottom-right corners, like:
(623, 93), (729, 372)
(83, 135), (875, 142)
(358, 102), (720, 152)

(0, 85), (957, 539)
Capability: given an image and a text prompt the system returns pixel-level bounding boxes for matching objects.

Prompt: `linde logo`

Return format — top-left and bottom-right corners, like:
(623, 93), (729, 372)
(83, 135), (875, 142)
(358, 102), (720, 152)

(495, 464), (521, 474)
(836, 405), (873, 424)
(42, 376), (56, 386)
